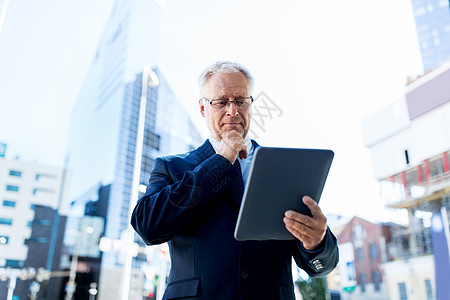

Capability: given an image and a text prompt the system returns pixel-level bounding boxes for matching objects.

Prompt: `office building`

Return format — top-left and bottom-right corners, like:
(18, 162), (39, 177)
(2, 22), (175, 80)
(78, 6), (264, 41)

(410, 0), (450, 71)
(65, 0), (203, 298)
(362, 60), (450, 300)
(0, 155), (69, 299)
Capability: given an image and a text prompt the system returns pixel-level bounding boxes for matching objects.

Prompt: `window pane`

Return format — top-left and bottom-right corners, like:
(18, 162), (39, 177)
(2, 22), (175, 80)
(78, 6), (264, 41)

(5, 259), (24, 268)
(35, 173), (57, 180)
(9, 170), (22, 177)
(370, 243), (378, 259)
(398, 282), (408, 300)
(373, 271), (381, 291)
(5, 185), (19, 192)
(425, 279), (433, 300)
(0, 217), (13, 225)
(27, 237), (49, 244)
(2, 200), (16, 207)
(359, 274), (366, 293)
(33, 187), (55, 195)
(356, 247), (364, 261)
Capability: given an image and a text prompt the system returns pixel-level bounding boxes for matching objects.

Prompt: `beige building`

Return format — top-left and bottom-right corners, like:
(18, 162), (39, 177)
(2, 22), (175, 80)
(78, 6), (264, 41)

(362, 60), (450, 300)
(382, 255), (435, 300)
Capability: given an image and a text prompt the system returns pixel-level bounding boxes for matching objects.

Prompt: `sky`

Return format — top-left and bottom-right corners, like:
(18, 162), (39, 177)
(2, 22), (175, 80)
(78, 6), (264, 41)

(0, 0), (423, 224)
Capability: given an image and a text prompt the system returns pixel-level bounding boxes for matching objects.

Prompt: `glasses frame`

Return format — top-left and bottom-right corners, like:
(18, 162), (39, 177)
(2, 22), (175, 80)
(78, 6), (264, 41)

(201, 96), (254, 109)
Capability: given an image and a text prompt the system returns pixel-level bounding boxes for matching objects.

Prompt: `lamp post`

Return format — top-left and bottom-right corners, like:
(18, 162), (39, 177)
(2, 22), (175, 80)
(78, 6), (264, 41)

(121, 66), (159, 300)
(65, 225), (95, 300)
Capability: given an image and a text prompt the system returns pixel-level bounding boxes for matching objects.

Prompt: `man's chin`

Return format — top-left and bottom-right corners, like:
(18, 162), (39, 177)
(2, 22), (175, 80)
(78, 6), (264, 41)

(220, 127), (247, 138)
(222, 126), (243, 134)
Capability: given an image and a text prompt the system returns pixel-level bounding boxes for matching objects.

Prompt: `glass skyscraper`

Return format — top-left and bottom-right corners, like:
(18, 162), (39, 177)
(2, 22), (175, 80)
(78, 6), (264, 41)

(65, 0), (202, 298)
(410, 0), (450, 71)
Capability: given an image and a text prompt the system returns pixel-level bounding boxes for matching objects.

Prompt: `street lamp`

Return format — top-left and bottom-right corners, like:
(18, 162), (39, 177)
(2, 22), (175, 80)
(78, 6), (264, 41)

(121, 66), (159, 300)
(65, 225), (95, 300)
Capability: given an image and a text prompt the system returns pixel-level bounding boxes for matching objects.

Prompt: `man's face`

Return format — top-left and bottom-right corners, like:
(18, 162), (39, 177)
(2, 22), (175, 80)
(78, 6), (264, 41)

(199, 72), (252, 141)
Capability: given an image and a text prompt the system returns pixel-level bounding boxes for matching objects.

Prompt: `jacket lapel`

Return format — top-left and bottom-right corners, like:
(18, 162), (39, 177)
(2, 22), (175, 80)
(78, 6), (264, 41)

(194, 139), (261, 208)
(195, 140), (216, 161)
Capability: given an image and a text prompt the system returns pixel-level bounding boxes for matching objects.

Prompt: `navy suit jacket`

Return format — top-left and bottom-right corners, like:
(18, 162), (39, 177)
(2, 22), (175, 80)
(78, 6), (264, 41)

(131, 140), (338, 300)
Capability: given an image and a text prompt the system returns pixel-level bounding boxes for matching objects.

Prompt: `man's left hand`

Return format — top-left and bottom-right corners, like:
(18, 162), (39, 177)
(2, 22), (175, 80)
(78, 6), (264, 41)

(283, 196), (327, 251)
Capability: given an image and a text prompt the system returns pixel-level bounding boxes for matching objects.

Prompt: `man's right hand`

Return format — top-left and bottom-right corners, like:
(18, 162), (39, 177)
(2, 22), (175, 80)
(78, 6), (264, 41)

(217, 131), (248, 164)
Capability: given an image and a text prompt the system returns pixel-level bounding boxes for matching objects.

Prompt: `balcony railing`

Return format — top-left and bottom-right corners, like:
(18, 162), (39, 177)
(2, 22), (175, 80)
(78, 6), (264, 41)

(382, 172), (450, 206)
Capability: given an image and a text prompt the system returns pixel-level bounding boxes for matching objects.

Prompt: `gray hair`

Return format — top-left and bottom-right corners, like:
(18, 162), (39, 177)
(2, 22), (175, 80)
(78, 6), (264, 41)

(198, 61), (254, 96)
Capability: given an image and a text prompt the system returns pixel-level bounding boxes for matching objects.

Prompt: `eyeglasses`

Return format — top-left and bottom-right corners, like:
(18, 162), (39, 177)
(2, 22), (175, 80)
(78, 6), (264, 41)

(201, 96), (253, 110)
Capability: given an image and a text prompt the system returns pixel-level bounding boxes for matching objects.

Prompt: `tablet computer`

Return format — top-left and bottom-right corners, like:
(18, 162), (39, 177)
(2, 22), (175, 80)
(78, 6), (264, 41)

(234, 147), (334, 241)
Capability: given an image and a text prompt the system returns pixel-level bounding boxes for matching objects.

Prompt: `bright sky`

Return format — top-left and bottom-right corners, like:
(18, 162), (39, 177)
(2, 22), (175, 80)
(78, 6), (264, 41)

(0, 0), (423, 224)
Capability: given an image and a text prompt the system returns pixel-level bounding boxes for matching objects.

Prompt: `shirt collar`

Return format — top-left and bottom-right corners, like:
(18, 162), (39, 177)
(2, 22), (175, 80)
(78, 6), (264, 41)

(208, 135), (253, 154)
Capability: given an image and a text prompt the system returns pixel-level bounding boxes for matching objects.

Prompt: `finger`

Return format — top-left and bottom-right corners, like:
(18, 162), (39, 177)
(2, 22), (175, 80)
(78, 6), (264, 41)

(302, 196), (324, 219)
(285, 225), (303, 241)
(284, 220), (325, 250)
(284, 211), (326, 240)
(239, 147), (248, 159)
(284, 210), (313, 227)
(283, 217), (315, 240)
(285, 223), (318, 247)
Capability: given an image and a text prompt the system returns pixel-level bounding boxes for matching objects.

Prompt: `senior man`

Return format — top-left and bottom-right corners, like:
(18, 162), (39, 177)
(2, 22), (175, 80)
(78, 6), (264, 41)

(131, 61), (338, 300)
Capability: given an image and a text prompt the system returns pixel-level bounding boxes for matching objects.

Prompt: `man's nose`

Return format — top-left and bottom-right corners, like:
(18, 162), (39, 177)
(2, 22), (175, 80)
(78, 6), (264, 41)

(226, 101), (239, 116)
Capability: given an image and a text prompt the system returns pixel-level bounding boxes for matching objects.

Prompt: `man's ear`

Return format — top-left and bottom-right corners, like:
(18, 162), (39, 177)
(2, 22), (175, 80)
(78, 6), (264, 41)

(199, 99), (206, 117)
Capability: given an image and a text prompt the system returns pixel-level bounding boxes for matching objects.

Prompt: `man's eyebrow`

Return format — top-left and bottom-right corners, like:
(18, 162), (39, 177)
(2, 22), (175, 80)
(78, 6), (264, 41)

(213, 94), (248, 99)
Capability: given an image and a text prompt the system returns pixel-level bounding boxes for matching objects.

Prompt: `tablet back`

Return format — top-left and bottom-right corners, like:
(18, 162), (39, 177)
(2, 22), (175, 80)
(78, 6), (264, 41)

(234, 147), (334, 241)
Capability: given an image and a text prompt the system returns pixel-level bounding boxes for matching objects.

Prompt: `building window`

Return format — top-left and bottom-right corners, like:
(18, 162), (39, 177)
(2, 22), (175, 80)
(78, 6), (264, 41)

(0, 218), (13, 225)
(2, 200), (16, 207)
(32, 187), (55, 195)
(373, 271), (381, 291)
(356, 247), (364, 261)
(35, 173), (57, 180)
(0, 236), (9, 244)
(26, 237), (48, 244)
(398, 282), (408, 300)
(5, 259), (24, 268)
(359, 274), (366, 293)
(346, 261), (356, 282)
(370, 243), (378, 259)
(5, 185), (19, 192)
(425, 279), (433, 300)
(9, 170), (22, 177)
(144, 130), (161, 150)
(34, 219), (51, 226)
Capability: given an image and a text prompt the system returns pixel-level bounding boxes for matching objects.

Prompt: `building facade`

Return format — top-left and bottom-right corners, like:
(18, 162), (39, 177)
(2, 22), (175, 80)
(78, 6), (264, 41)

(0, 156), (69, 299)
(410, 0), (450, 72)
(65, 1), (203, 299)
(362, 60), (450, 299)
(327, 216), (393, 300)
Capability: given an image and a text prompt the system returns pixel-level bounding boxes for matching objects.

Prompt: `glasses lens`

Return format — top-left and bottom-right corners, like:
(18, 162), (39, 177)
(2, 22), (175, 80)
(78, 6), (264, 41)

(235, 98), (247, 108)
(211, 98), (251, 109)
(210, 99), (227, 108)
